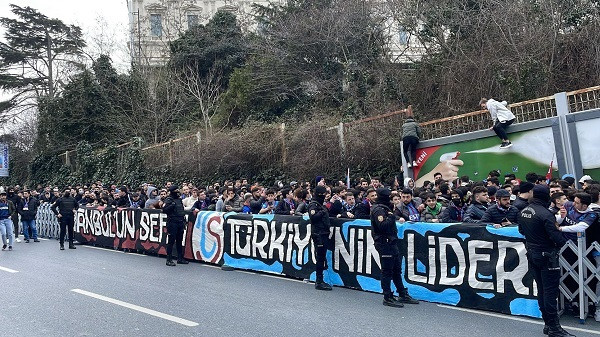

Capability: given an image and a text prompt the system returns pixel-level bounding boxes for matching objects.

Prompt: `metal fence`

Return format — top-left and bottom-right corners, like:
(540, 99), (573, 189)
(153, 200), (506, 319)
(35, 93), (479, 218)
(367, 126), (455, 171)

(559, 232), (600, 323)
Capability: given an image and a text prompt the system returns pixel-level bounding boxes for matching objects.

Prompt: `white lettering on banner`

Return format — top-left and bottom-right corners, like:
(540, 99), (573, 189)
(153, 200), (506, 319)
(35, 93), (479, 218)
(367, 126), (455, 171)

(496, 241), (529, 295)
(468, 240), (495, 290)
(405, 232), (532, 295)
(228, 219), (380, 273)
(76, 208), (167, 243)
(407, 233), (428, 283)
(439, 237), (466, 286)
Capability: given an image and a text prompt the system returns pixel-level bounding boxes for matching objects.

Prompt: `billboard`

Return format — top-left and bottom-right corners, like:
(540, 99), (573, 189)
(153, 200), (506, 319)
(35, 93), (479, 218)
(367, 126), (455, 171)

(0, 144), (8, 177)
(413, 127), (558, 185)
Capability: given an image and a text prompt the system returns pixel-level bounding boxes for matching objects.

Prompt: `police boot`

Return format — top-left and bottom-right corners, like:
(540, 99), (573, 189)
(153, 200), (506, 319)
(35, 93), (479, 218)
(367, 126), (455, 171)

(397, 292), (419, 304)
(543, 325), (549, 335)
(315, 282), (332, 291)
(166, 259), (176, 267)
(548, 325), (575, 337)
(383, 296), (404, 308)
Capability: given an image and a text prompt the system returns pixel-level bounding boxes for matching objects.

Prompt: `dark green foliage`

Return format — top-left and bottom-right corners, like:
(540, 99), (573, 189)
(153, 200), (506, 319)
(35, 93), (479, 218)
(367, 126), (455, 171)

(0, 4), (85, 119)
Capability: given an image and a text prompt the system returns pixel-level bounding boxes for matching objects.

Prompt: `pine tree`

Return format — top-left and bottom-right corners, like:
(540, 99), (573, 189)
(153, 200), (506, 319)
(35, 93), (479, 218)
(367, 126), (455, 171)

(0, 4), (85, 121)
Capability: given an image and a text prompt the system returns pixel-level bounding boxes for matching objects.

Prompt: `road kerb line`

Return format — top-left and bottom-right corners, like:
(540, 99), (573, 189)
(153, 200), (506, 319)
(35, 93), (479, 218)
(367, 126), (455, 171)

(71, 289), (199, 327)
(0, 266), (19, 273)
(81, 245), (146, 256)
(437, 304), (600, 335)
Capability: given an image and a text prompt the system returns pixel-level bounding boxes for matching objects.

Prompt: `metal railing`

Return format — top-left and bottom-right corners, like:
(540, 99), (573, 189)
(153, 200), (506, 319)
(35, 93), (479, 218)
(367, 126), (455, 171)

(559, 232), (600, 323)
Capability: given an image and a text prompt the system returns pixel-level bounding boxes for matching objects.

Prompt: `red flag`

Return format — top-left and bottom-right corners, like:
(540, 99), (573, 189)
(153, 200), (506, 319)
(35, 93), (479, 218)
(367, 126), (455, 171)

(546, 160), (553, 182)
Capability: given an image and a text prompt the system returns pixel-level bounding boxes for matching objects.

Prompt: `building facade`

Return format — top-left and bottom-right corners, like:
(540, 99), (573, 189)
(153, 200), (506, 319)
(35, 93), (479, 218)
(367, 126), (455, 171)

(126, 0), (426, 66)
(127, 0), (280, 66)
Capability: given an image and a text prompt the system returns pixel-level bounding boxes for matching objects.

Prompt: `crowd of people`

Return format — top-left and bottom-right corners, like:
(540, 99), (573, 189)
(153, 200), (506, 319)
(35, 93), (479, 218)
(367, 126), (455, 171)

(0, 169), (599, 328)
(1, 171), (599, 241)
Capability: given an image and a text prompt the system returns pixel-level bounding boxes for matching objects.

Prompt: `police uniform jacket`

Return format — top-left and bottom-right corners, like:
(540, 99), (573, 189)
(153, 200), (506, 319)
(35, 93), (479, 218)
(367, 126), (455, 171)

(51, 196), (79, 217)
(162, 197), (186, 226)
(518, 199), (566, 250)
(370, 202), (398, 243)
(308, 200), (330, 235)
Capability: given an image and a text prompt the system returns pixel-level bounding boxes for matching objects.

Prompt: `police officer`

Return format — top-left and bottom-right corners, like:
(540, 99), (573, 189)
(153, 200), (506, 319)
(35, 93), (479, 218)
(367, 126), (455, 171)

(308, 185), (332, 290)
(519, 185), (574, 337)
(162, 185), (189, 266)
(51, 188), (79, 250)
(371, 188), (419, 307)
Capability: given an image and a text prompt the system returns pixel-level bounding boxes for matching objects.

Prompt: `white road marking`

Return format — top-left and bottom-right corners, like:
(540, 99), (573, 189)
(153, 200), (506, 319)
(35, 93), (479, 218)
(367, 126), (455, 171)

(81, 245), (146, 256)
(260, 273), (305, 283)
(437, 304), (600, 335)
(71, 289), (199, 327)
(0, 265), (19, 273)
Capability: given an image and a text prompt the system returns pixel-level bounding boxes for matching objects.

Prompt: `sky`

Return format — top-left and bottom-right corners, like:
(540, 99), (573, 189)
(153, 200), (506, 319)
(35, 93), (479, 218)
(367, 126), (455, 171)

(0, 1), (132, 134)
(0, 0), (132, 70)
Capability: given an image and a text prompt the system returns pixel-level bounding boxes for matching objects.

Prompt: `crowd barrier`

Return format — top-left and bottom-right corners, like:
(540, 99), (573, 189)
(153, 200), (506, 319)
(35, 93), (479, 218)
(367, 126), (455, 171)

(33, 206), (599, 321)
(36, 203), (61, 239)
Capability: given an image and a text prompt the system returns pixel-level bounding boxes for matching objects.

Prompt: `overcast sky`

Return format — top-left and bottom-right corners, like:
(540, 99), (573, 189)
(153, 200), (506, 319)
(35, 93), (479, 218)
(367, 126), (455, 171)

(0, 1), (132, 134)
(0, 0), (131, 70)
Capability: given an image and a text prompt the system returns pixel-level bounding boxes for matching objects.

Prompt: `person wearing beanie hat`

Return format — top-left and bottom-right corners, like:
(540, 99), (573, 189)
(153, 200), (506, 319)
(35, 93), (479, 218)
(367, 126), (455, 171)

(162, 185), (188, 266)
(370, 188), (419, 307)
(514, 181), (535, 211)
(480, 189), (519, 228)
(519, 185), (572, 337)
(308, 185), (332, 291)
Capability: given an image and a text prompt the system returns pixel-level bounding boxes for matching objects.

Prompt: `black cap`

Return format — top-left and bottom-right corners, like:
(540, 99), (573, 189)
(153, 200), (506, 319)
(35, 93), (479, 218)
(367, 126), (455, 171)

(495, 189), (511, 198)
(532, 185), (550, 202)
(315, 186), (327, 196)
(169, 185), (179, 192)
(376, 188), (391, 198)
(519, 182), (535, 194)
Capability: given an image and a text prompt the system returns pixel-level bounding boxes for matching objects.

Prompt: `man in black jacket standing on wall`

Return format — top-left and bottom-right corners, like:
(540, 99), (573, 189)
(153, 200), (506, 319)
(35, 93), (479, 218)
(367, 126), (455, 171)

(51, 189), (79, 250)
(162, 185), (189, 266)
(308, 185), (332, 290)
(371, 188), (419, 307)
(519, 185), (574, 337)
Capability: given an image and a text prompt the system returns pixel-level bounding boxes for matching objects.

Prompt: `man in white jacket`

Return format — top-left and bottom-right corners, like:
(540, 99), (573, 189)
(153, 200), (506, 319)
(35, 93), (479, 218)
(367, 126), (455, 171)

(480, 98), (516, 149)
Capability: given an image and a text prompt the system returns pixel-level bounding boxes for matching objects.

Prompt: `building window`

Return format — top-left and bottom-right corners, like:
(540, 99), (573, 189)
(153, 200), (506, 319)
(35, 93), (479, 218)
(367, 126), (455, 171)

(150, 14), (162, 37)
(188, 14), (199, 29)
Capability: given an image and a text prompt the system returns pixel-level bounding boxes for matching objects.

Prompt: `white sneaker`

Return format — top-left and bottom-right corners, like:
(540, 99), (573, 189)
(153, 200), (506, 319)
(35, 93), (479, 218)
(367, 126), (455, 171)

(15, 238), (21, 243)
(406, 162), (412, 168)
(412, 161), (418, 167)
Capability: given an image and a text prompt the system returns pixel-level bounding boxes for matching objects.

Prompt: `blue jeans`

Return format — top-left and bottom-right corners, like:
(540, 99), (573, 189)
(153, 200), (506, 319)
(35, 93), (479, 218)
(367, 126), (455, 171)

(0, 218), (14, 247)
(21, 219), (38, 240)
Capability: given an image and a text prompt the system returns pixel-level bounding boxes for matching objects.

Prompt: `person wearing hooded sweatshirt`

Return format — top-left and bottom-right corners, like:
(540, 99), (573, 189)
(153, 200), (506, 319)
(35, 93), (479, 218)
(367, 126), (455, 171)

(556, 192), (597, 241)
(480, 98), (516, 149)
(401, 106), (422, 168)
(308, 185), (332, 291)
(144, 186), (160, 208)
(162, 185), (189, 266)
(370, 188), (419, 307)
(519, 185), (573, 337)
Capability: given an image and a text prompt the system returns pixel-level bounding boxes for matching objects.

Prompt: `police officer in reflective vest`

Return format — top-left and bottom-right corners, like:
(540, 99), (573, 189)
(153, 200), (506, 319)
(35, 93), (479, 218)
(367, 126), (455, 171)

(162, 185), (189, 267)
(371, 188), (419, 307)
(519, 185), (574, 337)
(308, 185), (332, 290)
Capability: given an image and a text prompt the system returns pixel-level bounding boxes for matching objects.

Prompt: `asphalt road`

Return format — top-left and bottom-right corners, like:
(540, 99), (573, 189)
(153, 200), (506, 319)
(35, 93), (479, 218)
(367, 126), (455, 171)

(0, 239), (598, 337)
